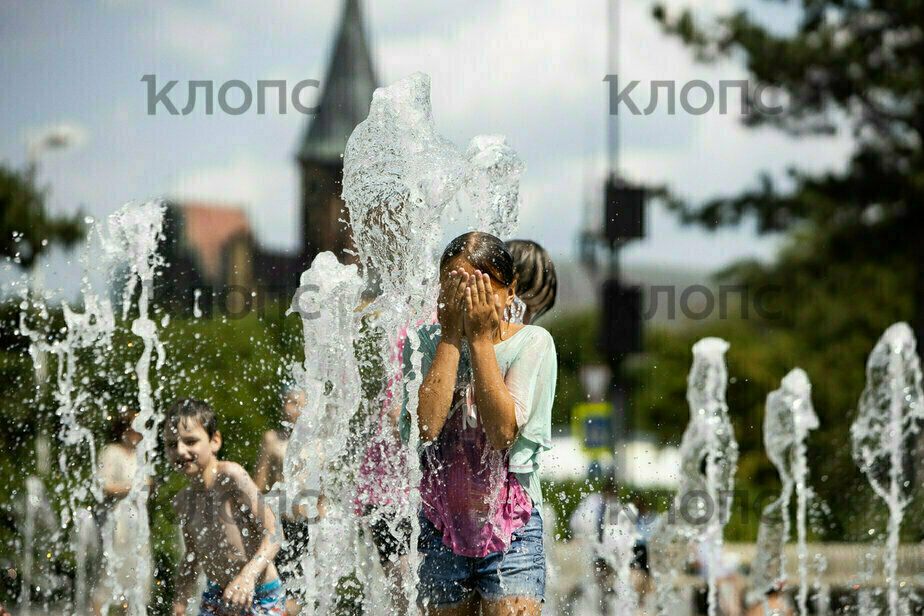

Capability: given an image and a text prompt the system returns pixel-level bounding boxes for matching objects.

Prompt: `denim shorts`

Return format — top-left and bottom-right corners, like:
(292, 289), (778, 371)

(416, 507), (546, 608)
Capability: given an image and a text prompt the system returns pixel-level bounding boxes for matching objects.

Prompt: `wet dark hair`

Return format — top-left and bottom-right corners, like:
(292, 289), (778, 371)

(165, 398), (218, 439)
(506, 239), (557, 321)
(110, 406), (136, 442)
(439, 232), (516, 288)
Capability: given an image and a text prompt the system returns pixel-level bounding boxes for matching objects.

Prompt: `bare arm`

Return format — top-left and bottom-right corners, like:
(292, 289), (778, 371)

(172, 494), (200, 615)
(252, 432), (274, 493)
(466, 273), (518, 450)
(223, 464), (282, 612)
(416, 269), (468, 443)
(469, 338), (518, 449)
(99, 446), (131, 501)
(417, 339), (461, 442)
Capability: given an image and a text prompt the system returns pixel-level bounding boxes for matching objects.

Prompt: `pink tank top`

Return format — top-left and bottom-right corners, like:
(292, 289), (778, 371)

(354, 328), (412, 513)
(419, 367), (533, 558)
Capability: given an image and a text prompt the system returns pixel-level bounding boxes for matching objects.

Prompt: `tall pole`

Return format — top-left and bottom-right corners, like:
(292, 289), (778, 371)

(25, 132), (71, 389)
(606, 0), (629, 476)
(607, 0), (620, 177)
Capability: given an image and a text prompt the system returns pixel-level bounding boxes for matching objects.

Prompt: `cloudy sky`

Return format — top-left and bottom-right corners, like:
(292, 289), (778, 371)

(1, 0), (855, 295)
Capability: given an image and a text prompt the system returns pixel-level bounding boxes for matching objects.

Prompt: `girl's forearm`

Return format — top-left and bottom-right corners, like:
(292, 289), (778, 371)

(416, 340), (460, 442)
(469, 339), (518, 450)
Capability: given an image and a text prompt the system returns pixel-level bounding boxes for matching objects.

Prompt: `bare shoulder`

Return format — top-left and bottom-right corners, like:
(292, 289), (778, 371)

(215, 460), (255, 490)
(261, 429), (278, 448)
(506, 323), (527, 337)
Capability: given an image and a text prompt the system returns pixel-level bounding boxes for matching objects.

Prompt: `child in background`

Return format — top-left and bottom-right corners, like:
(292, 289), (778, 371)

(165, 398), (284, 616)
(402, 231), (557, 615)
(92, 406), (151, 616)
(505, 239), (558, 324)
(254, 386), (305, 494)
(355, 323), (419, 614)
(254, 386), (313, 616)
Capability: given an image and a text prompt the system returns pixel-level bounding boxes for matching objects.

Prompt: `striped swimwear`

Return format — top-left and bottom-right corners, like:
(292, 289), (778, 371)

(199, 578), (285, 616)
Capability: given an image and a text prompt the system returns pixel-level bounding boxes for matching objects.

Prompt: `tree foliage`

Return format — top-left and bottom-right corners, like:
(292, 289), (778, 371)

(0, 163), (84, 269)
(652, 1), (923, 257)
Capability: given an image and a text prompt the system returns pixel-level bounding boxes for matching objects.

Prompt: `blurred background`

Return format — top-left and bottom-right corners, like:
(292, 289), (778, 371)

(2, 0), (922, 614)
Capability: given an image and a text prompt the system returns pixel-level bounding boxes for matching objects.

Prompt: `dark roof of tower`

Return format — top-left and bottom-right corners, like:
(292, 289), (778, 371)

(297, 0), (378, 166)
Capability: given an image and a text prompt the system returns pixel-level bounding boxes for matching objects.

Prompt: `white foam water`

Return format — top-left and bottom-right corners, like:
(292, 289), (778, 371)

(649, 337), (737, 616)
(851, 322), (924, 616)
(18, 201), (166, 616)
(104, 201), (166, 616)
(752, 368), (819, 616)
(283, 251), (365, 611)
(602, 500), (640, 616)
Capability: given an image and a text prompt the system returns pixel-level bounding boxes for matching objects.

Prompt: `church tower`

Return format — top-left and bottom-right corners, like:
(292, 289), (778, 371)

(297, 0), (377, 264)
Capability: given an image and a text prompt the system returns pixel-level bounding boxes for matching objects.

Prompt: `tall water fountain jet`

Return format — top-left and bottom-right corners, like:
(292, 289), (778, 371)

(602, 500), (641, 616)
(342, 72), (467, 612)
(94, 201), (167, 616)
(851, 322), (924, 616)
(17, 201), (165, 615)
(283, 251), (365, 612)
(752, 368), (819, 616)
(340, 72), (524, 613)
(649, 338), (737, 616)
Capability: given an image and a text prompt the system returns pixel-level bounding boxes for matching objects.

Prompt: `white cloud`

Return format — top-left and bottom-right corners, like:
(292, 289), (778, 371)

(138, 2), (237, 69)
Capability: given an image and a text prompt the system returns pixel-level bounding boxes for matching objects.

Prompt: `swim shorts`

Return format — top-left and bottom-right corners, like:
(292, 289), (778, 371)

(199, 578), (285, 616)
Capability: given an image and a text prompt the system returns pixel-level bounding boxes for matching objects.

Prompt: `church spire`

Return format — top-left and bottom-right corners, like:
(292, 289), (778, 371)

(297, 0), (378, 166)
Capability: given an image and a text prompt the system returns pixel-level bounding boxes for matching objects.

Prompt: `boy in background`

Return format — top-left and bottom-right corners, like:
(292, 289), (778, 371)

(164, 398), (284, 616)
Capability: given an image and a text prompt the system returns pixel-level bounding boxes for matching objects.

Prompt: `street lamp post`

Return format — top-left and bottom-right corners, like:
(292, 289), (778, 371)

(25, 129), (74, 372)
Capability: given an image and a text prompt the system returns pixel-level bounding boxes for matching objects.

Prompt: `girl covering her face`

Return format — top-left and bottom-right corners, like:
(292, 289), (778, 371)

(400, 231), (557, 616)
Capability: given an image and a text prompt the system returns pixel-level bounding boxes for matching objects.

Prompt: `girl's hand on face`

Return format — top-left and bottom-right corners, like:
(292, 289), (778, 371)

(437, 268), (468, 344)
(463, 271), (501, 344)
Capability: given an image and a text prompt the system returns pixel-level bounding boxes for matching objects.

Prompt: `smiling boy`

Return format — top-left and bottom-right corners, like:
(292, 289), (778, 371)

(164, 398), (285, 616)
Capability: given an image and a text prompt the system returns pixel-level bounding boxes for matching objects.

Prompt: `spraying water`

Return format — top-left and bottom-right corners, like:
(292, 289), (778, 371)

(602, 500), (640, 616)
(283, 251), (365, 612)
(649, 337), (737, 616)
(103, 201), (166, 616)
(462, 134), (524, 238)
(752, 368), (819, 616)
(851, 322), (924, 616)
(17, 201), (165, 615)
(71, 508), (97, 614)
(18, 476), (58, 614)
(343, 71), (468, 611)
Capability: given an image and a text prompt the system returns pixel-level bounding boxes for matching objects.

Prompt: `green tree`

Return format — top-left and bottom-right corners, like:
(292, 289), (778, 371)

(0, 163), (83, 269)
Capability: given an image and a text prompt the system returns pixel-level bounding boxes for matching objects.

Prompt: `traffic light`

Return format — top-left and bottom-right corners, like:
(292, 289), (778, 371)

(604, 178), (646, 243)
(600, 279), (642, 357)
